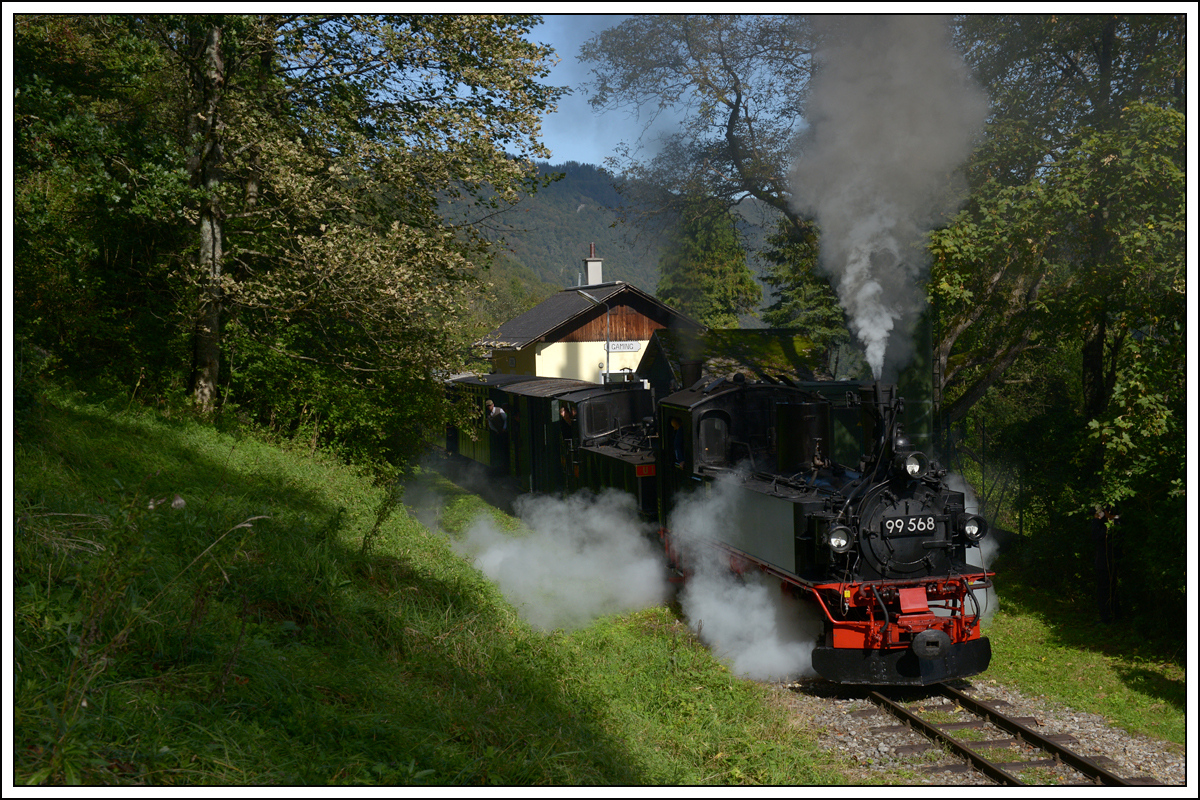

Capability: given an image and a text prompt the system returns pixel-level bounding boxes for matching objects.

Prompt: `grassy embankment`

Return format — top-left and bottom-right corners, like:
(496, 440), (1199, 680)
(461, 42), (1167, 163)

(13, 387), (846, 785)
(980, 573), (1185, 746)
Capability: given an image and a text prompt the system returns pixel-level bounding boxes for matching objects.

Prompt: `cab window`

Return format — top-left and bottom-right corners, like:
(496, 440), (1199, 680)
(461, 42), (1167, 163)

(699, 413), (729, 463)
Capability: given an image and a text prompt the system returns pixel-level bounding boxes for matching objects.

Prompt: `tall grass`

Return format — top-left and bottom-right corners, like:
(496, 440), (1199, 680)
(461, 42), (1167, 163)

(12, 387), (845, 785)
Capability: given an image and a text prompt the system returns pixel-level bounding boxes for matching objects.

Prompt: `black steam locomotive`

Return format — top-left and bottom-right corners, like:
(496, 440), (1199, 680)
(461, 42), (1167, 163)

(445, 370), (992, 685)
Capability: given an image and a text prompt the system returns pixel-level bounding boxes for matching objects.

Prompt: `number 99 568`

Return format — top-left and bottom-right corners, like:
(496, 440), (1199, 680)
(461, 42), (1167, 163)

(883, 516), (936, 534)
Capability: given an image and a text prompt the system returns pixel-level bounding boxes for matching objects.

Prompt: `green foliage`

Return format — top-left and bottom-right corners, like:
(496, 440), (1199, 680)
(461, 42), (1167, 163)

(1083, 323), (1185, 615)
(222, 317), (445, 468)
(656, 197), (761, 328)
(14, 14), (567, 465)
(14, 15), (194, 399)
(953, 15), (1186, 143)
(1087, 332), (1185, 510)
(175, 13), (565, 415)
(931, 98), (1185, 631)
(931, 14), (1186, 425)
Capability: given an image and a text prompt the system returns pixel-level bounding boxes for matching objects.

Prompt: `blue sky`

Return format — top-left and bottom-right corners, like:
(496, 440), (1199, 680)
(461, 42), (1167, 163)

(533, 14), (685, 168)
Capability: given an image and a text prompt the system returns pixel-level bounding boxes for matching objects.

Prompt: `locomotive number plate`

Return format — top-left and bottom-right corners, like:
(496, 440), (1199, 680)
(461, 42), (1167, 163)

(882, 515), (937, 536)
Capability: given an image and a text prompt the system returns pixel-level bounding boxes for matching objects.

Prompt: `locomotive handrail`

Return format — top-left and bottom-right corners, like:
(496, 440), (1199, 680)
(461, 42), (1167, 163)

(805, 583), (839, 623)
(871, 584), (891, 647)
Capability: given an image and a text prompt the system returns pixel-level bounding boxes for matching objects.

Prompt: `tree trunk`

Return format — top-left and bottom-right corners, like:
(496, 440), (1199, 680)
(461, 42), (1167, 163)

(1080, 16), (1120, 619)
(190, 24), (226, 414)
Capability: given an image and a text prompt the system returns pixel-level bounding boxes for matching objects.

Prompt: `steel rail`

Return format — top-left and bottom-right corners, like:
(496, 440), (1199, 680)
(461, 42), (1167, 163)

(868, 690), (1024, 786)
(938, 683), (1135, 786)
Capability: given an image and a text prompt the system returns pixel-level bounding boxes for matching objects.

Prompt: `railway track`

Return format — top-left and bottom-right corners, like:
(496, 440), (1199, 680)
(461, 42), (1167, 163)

(856, 682), (1163, 785)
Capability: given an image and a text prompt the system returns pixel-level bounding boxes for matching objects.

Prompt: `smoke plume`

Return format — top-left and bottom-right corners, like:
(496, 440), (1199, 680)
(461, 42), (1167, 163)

(669, 474), (823, 680)
(453, 489), (670, 631)
(789, 15), (988, 379)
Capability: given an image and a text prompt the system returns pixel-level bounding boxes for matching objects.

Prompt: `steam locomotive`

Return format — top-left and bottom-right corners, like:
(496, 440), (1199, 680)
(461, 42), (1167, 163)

(444, 369), (992, 685)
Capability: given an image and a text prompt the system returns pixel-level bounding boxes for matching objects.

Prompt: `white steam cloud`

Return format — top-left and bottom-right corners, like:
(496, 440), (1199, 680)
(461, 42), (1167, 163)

(789, 15), (989, 379)
(946, 472), (999, 628)
(453, 489), (670, 631)
(669, 474), (823, 681)
(439, 468), (821, 679)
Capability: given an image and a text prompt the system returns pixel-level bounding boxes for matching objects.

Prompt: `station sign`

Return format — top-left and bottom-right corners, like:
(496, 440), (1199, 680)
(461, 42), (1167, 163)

(606, 341), (641, 352)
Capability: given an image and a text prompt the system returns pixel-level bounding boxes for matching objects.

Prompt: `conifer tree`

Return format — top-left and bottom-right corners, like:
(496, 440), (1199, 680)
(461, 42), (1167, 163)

(656, 198), (760, 328)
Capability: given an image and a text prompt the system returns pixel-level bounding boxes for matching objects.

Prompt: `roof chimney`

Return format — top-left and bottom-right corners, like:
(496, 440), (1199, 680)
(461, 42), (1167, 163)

(583, 243), (602, 285)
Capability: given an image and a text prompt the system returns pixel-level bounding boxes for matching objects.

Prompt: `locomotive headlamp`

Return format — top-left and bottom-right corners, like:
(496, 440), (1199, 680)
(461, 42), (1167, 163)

(959, 513), (988, 541)
(827, 525), (854, 553)
(894, 451), (930, 479)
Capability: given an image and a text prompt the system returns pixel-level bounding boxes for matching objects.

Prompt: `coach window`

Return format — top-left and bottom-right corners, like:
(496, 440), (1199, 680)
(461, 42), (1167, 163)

(699, 412), (730, 464)
(585, 401), (614, 437)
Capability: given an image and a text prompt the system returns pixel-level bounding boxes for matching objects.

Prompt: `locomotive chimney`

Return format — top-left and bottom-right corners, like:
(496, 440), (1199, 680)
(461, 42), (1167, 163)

(583, 242), (603, 285)
(681, 359), (703, 390)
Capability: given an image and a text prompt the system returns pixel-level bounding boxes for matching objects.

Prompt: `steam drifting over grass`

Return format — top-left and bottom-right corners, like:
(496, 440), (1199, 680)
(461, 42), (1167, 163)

(668, 474), (823, 681)
(441, 467), (823, 680)
(453, 489), (670, 632)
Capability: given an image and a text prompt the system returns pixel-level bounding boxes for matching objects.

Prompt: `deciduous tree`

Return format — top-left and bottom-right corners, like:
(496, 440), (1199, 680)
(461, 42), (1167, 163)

(933, 14), (1185, 626)
(148, 14), (564, 415)
(16, 14), (565, 463)
(932, 14), (1186, 428)
(581, 14), (817, 236)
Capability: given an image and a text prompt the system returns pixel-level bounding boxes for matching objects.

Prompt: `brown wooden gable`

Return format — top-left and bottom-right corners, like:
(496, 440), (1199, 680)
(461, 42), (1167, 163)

(553, 294), (674, 343)
(476, 281), (704, 350)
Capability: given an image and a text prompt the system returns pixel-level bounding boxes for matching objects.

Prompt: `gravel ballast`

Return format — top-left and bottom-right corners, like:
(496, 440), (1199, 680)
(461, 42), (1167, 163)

(775, 677), (1185, 785)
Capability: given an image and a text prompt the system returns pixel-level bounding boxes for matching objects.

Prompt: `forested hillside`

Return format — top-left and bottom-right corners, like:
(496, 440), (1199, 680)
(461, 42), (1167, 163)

(452, 161), (667, 292)
(471, 161), (790, 319)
